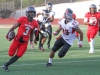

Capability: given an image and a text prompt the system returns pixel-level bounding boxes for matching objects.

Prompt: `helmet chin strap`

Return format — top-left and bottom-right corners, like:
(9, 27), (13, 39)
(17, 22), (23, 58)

(28, 16), (33, 22)
(90, 11), (95, 14)
(65, 19), (71, 24)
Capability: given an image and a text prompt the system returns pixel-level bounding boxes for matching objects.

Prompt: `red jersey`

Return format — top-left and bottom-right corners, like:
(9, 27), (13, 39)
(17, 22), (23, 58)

(84, 12), (100, 30)
(16, 16), (38, 41)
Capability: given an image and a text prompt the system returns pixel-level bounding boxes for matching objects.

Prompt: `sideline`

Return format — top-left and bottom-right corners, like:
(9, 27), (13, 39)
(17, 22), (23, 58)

(0, 25), (13, 28)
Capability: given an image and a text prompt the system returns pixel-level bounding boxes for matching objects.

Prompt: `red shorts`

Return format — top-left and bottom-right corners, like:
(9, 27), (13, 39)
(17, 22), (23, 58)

(8, 38), (28, 57)
(87, 28), (98, 42)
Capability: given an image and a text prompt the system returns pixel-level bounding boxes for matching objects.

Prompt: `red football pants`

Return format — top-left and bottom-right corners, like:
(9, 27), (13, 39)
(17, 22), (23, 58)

(87, 28), (98, 42)
(8, 38), (28, 57)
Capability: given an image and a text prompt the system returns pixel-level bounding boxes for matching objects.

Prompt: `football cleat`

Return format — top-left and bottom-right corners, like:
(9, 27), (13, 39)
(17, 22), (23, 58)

(45, 62), (52, 67)
(47, 43), (50, 49)
(2, 64), (9, 72)
(78, 44), (82, 48)
(30, 41), (34, 49)
(89, 49), (94, 54)
(39, 47), (45, 52)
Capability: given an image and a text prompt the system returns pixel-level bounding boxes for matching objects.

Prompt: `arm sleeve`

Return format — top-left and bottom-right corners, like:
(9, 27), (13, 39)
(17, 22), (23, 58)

(84, 17), (88, 22)
(17, 17), (24, 24)
(84, 12), (88, 22)
(35, 21), (39, 28)
(72, 21), (79, 28)
(50, 11), (55, 17)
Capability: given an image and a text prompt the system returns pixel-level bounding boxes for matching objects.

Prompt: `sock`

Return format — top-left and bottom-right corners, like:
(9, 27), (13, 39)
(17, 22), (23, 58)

(41, 44), (43, 47)
(90, 38), (94, 51)
(5, 55), (19, 66)
(48, 58), (52, 63)
(89, 42), (91, 50)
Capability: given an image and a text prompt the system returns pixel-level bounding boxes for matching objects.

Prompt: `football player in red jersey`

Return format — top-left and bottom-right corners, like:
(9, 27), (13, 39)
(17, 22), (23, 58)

(84, 4), (100, 54)
(98, 5), (100, 36)
(2, 6), (40, 72)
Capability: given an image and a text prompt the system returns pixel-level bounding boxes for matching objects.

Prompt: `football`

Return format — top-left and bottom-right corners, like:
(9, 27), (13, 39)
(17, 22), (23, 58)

(8, 31), (15, 41)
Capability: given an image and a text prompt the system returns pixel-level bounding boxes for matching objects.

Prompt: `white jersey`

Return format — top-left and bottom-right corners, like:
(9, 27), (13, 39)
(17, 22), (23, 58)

(58, 19), (79, 45)
(36, 15), (47, 28)
(45, 10), (55, 27)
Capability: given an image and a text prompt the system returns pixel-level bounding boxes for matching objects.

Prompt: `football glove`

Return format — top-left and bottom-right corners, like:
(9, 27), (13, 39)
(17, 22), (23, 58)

(6, 31), (15, 41)
(78, 41), (83, 48)
(53, 31), (58, 36)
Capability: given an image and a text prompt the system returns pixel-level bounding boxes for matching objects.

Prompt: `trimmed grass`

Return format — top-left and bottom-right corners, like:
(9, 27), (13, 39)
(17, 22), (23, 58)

(0, 25), (100, 75)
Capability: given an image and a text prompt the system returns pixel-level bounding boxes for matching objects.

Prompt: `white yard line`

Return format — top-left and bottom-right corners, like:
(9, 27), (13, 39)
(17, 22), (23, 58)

(0, 59), (100, 67)
(70, 54), (85, 56)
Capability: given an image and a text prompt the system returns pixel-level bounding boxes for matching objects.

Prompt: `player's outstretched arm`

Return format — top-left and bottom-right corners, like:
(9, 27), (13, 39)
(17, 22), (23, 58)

(74, 27), (83, 41)
(6, 22), (20, 41)
(48, 15), (54, 22)
(53, 25), (62, 36)
(74, 27), (83, 47)
(36, 12), (42, 17)
(84, 17), (93, 25)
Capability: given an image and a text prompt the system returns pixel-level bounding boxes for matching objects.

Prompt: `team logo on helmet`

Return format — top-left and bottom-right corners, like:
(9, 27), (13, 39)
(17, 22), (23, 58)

(64, 8), (73, 21)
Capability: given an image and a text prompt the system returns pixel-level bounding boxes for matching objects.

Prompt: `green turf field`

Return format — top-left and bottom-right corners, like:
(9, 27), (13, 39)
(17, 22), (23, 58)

(0, 25), (100, 75)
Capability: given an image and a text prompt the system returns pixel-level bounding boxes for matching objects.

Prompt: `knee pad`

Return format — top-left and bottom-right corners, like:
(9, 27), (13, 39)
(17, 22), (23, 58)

(17, 54), (22, 57)
(8, 52), (14, 57)
(17, 53), (23, 57)
(58, 52), (65, 58)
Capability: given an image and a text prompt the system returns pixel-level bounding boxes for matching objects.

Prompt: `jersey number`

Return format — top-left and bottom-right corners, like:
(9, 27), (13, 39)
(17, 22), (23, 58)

(23, 27), (30, 35)
(89, 17), (97, 26)
(63, 29), (69, 35)
(72, 21), (77, 25)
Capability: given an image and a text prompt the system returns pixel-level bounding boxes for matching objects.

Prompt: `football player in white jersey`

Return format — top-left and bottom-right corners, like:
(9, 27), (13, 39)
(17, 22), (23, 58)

(36, 3), (55, 49)
(30, 10), (50, 51)
(45, 8), (83, 67)
(57, 8), (81, 48)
